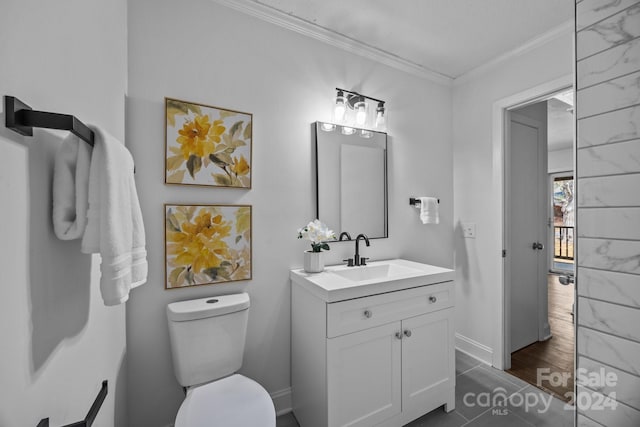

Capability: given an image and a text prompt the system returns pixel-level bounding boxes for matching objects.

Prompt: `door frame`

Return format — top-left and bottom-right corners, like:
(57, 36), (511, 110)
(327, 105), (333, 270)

(491, 74), (573, 370)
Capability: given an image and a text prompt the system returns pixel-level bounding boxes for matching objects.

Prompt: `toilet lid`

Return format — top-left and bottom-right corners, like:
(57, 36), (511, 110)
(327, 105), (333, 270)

(175, 374), (276, 427)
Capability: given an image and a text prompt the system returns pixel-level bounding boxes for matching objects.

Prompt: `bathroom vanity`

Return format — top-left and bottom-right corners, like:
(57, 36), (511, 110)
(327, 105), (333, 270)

(290, 259), (455, 427)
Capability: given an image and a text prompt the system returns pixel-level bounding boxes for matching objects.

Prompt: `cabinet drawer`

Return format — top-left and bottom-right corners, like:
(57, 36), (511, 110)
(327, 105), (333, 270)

(327, 281), (453, 338)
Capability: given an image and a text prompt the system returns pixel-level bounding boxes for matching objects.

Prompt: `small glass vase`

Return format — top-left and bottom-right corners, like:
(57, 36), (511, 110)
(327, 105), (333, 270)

(304, 250), (325, 273)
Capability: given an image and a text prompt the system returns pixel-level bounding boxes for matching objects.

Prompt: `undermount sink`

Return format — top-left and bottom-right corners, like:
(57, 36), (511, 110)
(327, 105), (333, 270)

(331, 263), (422, 282)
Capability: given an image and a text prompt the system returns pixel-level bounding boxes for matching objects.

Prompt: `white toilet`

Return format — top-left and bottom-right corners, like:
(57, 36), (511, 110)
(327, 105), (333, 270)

(167, 293), (276, 427)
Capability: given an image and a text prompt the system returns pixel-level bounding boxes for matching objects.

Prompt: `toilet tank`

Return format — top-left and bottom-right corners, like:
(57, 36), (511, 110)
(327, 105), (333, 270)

(167, 293), (250, 388)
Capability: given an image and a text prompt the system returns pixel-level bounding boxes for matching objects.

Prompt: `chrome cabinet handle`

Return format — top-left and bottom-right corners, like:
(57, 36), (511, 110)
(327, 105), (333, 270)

(429, 296), (437, 303)
(364, 310), (372, 318)
(403, 330), (412, 338)
(395, 332), (402, 340)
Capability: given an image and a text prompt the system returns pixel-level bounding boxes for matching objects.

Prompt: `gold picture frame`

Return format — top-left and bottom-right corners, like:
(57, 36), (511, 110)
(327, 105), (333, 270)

(164, 204), (252, 289)
(165, 97), (252, 188)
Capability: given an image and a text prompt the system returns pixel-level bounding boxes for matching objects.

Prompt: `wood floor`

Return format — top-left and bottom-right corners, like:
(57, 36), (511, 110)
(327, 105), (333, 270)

(507, 274), (575, 402)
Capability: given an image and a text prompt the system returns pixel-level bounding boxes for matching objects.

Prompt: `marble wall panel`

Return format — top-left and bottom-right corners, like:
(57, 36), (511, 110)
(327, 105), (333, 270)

(577, 2), (640, 424)
(578, 174), (640, 206)
(577, 139), (640, 177)
(578, 328), (640, 376)
(578, 356), (640, 410)
(578, 37), (640, 88)
(578, 238), (640, 274)
(578, 267), (640, 308)
(578, 297), (640, 340)
(578, 207), (640, 240)
(577, 3), (640, 60)
(578, 0), (640, 30)
(576, 385), (640, 426)
(577, 106), (640, 147)
(577, 71), (640, 118)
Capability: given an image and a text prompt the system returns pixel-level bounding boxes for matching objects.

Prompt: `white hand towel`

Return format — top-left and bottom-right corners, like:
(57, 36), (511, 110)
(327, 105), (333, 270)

(419, 197), (439, 224)
(81, 125), (147, 305)
(52, 133), (92, 240)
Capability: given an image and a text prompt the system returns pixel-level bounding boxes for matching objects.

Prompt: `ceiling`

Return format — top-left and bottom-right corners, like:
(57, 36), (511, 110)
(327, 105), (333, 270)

(547, 96), (574, 152)
(234, 0), (574, 79)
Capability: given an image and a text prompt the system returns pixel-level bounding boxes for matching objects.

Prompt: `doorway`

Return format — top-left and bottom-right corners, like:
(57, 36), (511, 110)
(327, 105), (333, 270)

(506, 108), (550, 354)
(504, 89), (575, 402)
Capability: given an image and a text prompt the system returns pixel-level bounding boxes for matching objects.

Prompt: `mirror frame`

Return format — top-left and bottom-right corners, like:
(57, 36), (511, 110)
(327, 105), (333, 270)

(314, 121), (388, 241)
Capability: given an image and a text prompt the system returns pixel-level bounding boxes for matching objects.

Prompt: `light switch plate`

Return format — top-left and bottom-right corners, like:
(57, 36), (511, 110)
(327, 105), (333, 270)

(462, 222), (476, 238)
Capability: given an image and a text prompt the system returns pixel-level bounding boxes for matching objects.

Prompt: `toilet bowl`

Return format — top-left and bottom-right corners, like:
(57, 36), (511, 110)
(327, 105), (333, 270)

(167, 293), (275, 426)
(175, 375), (275, 427)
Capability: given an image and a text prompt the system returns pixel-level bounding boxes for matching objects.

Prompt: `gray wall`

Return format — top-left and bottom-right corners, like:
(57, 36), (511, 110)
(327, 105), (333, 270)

(126, 0), (453, 425)
(0, 0), (128, 426)
(575, 1), (640, 425)
(452, 30), (573, 364)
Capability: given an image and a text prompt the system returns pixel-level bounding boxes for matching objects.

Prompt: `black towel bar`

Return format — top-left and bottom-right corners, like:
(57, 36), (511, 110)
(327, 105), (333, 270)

(410, 197), (440, 205)
(36, 380), (107, 427)
(5, 96), (94, 146)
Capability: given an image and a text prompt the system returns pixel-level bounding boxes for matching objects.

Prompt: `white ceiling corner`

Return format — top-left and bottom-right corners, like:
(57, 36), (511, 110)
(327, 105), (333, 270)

(211, 0), (453, 84)
(453, 20), (574, 86)
(211, 0), (574, 85)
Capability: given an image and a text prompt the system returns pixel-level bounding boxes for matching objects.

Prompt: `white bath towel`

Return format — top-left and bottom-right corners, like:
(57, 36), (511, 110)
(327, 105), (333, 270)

(52, 133), (92, 240)
(419, 197), (439, 224)
(81, 126), (147, 305)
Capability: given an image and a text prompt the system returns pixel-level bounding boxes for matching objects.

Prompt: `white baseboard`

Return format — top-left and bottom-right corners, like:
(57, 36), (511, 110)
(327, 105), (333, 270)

(455, 333), (493, 366)
(271, 387), (292, 416)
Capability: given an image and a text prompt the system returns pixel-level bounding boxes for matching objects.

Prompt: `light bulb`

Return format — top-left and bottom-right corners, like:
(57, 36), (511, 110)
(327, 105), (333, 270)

(341, 126), (355, 135)
(355, 96), (367, 126)
(335, 104), (346, 122)
(333, 90), (347, 123)
(320, 122), (335, 132)
(375, 102), (386, 130)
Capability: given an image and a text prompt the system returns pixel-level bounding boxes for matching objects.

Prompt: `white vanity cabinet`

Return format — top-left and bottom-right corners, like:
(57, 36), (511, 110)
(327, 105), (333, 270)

(291, 260), (455, 427)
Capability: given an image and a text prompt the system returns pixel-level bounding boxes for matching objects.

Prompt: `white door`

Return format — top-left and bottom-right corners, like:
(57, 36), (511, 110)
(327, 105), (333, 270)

(508, 112), (549, 353)
(327, 322), (401, 427)
(401, 308), (455, 414)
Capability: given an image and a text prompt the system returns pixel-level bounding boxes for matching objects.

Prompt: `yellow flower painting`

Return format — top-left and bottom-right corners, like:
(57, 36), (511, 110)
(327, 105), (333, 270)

(165, 204), (252, 289)
(165, 98), (252, 188)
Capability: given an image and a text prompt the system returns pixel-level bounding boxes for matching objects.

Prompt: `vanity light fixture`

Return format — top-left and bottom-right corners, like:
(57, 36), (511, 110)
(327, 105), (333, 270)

(330, 88), (387, 132)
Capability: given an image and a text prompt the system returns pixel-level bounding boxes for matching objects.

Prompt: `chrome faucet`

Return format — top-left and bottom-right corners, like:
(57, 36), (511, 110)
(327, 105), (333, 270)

(354, 234), (370, 266)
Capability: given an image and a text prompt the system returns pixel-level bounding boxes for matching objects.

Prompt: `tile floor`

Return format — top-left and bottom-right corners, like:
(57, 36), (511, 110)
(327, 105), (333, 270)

(276, 350), (575, 427)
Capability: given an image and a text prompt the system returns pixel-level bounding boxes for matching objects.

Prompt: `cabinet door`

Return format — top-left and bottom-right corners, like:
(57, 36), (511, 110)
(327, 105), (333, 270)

(401, 308), (455, 413)
(327, 322), (401, 427)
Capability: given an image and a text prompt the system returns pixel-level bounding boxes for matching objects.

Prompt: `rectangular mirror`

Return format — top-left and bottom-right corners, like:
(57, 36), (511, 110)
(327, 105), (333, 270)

(315, 122), (388, 240)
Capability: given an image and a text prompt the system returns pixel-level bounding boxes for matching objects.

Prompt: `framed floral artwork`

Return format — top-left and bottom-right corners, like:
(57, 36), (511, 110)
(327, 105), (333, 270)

(165, 98), (252, 188)
(165, 204), (252, 289)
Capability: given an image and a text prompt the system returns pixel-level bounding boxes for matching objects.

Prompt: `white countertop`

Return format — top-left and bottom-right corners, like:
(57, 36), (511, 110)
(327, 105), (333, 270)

(290, 258), (455, 302)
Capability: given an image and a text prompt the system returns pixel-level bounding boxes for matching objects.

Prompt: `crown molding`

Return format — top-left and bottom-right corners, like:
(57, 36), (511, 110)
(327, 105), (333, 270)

(211, 0), (454, 86)
(453, 19), (574, 86)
